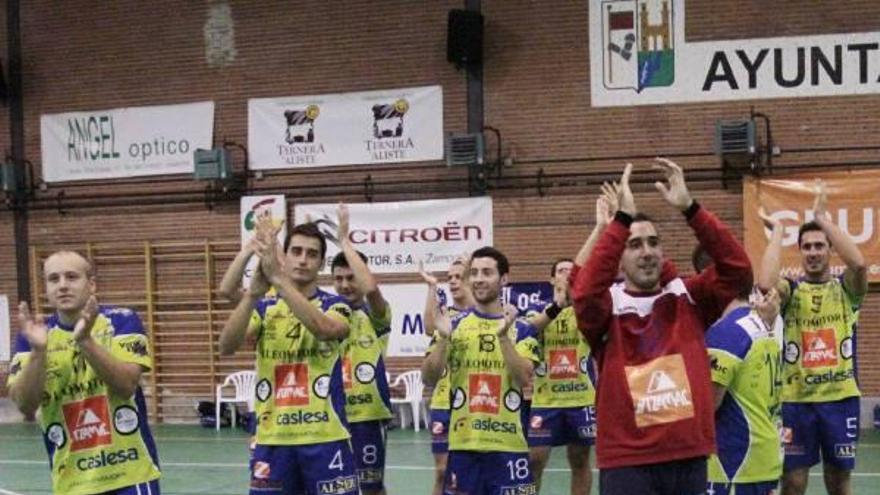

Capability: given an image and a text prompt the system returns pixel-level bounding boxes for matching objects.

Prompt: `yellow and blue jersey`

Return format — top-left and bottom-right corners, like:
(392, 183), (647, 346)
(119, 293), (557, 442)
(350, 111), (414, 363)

(341, 303), (393, 422)
(249, 289), (353, 445)
(778, 276), (862, 403)
(706, 306), (784, 484)
(7, 306), (161, 495)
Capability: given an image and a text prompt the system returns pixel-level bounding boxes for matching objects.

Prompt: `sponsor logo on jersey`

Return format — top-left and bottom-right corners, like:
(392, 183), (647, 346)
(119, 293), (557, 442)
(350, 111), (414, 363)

(316, 474), (358, 494)
(468, 373), (501, 414)
(472, 418), (518, 433)
(275, 410), (330, 425)
(802, 329), (838, 368)
(530, 415), (544, 430)
(803, 368), (855, 385)
(46, 423), (67, 448)
(549, 349), (578, 379)
(75, 447), (139, 472)
(625, 354), (694, 427)
(355, 363), (376, 384)
(113, 405), (140, 435)
(275, 363), (310, 406)
(63, 396), (113, 452)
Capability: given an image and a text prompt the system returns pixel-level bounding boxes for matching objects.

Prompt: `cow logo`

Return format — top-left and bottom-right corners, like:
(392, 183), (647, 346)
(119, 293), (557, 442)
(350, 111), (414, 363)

(355, 363), (376, 384)
(802, 329), (838, 368)
(62, 396), (113, 452)
(313, 375), (331, 399)
(275, 364), (310, 406)
(468, 374), (501, 414)
(549, 349), (579, 379)
(602, 0), (675, 92)
(113, 406), (139, 435)
(625, 354), (694, 427)
(784, 342), (800, 364)
(46, 423), (67, 448)
(284, 105), (319, 144)
(372, 100), (408, 139)
(256, 379), (272, 402)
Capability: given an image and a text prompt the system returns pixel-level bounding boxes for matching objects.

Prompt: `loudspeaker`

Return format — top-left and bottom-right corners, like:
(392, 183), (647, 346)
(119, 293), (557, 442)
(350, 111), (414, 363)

(447, 9), (483, 66)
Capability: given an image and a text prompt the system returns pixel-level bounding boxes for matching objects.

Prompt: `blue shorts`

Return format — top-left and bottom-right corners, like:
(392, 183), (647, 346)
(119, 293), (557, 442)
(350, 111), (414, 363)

(706, 480), (778, 495)
(430, 409), (450, 455)
(599, 456), (706, 495)
(349, 420), (387, 491)
(250, 440), (359, 495)
(527, 406), (596, 447)
(102, 480), (160, 495)
(444, 451), (536, 495)
(782, 397), (859, 471)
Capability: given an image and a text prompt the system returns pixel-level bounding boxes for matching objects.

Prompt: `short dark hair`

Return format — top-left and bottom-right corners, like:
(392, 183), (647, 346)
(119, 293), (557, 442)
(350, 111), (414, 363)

(798, 221), (830, 248)
(632, 212), (653, 223)
(550, 258), (574, 277)
(470, 246), (510, 276)
(284, 223), (327, 260)
(331, 250), (367, 271)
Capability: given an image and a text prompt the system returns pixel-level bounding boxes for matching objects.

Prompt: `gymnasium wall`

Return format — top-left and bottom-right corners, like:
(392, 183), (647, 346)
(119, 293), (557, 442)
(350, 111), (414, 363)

(1, 0), (879, 419)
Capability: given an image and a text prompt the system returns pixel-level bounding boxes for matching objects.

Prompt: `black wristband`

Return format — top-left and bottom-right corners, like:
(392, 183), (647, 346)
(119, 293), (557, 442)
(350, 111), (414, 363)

(682, 200), (700, 220)
(614, 210), (634, 227)
(545, 302), (562, 319)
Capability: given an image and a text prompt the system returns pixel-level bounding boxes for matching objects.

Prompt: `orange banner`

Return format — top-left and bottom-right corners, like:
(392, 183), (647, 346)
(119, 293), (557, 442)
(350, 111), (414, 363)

(743, 169), (880, 283)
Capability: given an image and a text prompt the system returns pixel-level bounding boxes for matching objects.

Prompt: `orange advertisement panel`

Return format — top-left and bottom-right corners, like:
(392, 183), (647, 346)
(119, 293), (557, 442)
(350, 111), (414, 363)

(743, 169), (880, 283)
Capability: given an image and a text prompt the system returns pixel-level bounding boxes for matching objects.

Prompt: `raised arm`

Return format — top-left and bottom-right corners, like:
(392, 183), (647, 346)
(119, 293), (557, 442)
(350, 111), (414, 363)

(254, 214), (349, 341)
(571, 165), (635, 347)
(652, 158), (752, 319)
(74, 297), (144, 399)
(337, 203), (388, 317)
(218, 266), (267, 355)
(422, 307), (452, 387)
(217, 240), (257, 302)
(813, 180), (867, 297)
(8, 303), (48, 416)
(418, 262), (440, 337)
(757, 207), (785, 299)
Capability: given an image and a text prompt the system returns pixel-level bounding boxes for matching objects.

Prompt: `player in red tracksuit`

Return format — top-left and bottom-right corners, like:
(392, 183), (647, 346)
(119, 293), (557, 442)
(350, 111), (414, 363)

(569, 159), (753, 495)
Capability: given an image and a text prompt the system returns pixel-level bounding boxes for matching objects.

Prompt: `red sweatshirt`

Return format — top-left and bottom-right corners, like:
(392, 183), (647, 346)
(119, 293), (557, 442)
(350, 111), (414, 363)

(570, 204), (752, 469)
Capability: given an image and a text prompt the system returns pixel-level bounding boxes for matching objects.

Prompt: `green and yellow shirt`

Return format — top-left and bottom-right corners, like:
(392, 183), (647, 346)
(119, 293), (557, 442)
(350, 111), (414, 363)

(7, 306), (161, 495)
(528, 304), (595, 408)
(341, 303), (393, 422)
(249, 289), (353, 445)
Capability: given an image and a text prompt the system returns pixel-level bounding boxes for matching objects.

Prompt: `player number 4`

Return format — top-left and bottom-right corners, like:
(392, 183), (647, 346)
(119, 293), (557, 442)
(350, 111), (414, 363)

(329, 450), (344, 471)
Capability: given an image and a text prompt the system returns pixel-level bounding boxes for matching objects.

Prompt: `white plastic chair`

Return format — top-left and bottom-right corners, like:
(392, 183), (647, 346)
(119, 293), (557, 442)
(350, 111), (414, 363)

(390, 370), (427, 432)
(215, 371), (256, 431)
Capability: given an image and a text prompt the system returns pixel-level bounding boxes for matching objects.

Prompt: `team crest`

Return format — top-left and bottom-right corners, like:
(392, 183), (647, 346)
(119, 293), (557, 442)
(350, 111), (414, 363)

(601, 0), (675, 92)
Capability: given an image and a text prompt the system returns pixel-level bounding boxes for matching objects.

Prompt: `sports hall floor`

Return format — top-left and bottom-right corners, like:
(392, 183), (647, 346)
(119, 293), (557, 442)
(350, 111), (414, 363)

(1, 424), (879, 494)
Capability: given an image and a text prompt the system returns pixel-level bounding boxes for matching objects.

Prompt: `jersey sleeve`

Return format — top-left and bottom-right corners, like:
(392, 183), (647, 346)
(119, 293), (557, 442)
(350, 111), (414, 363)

(513, 320), (541, 364)
(323, 296), (354, 328)
(705, 317), (749, 388)
(108, 309), (153, 371)
(249, 297), (274, 340)
(6, 333), (32, 389)
(368, 303), (392, 340)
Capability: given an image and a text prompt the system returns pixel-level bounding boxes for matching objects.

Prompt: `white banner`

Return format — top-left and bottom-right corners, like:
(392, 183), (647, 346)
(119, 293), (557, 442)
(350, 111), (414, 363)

(294, 197), (493, 274)
(0, 295), (9, 361)
(590, 0), (880, 106)
(248, 85), (443, 169)
(240, 196), (288, 289)
(382, 284), (433, 357)
(40, 102), (214, 182)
